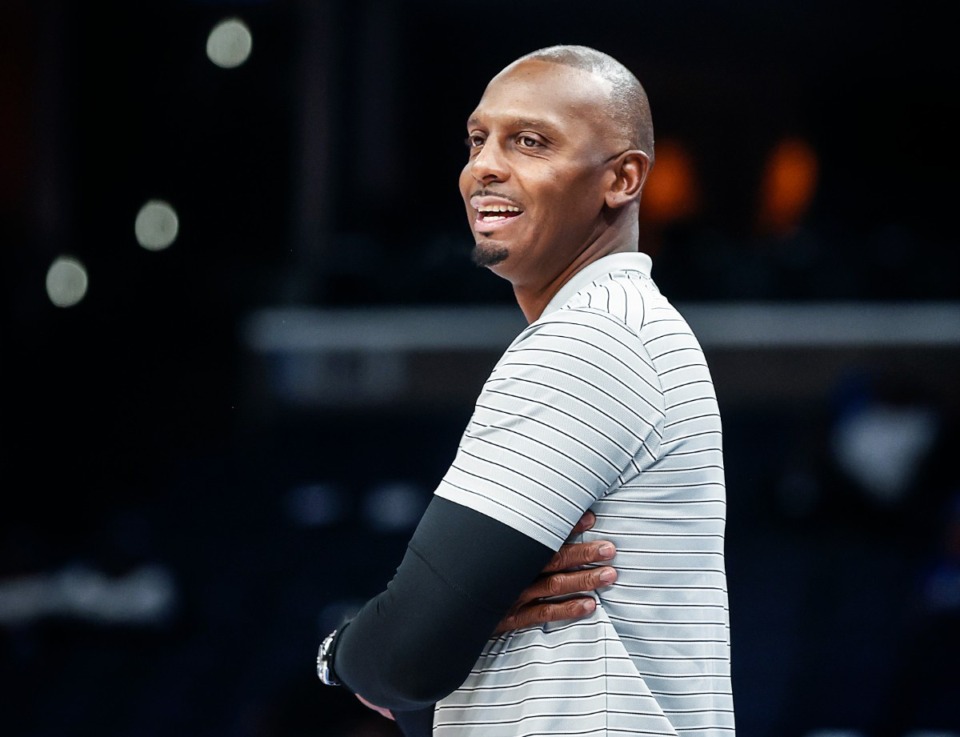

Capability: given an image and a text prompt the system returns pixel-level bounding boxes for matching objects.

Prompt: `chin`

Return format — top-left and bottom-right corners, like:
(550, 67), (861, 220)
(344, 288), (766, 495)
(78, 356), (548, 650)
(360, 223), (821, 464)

(471, 241), (509, 268)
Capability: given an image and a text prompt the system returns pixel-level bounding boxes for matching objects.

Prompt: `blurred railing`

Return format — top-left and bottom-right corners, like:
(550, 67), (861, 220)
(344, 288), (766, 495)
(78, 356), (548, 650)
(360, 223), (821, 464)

(240, 302), (960, 411)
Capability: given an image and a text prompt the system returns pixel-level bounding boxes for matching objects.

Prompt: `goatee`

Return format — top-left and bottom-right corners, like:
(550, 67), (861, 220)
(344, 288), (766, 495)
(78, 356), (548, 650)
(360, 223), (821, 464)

(471, 242), (509, 268)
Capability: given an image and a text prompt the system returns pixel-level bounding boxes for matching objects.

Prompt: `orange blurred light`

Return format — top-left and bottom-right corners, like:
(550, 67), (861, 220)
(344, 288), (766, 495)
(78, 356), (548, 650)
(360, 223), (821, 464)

(755, 136), (819, 238)
(639, 138), (700, 225)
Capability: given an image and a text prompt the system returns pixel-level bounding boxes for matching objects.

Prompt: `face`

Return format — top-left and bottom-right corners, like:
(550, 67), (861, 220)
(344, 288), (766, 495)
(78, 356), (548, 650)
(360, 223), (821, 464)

(459, 59), (628, 289)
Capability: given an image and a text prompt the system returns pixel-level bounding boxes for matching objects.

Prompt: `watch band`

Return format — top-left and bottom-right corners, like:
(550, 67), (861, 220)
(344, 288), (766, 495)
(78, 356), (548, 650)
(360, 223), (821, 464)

(316, 629), (341, 686)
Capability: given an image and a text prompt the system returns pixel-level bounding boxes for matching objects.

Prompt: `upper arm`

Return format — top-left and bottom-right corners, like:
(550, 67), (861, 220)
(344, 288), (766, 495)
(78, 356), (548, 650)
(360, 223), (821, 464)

(436, 310), (664, 549)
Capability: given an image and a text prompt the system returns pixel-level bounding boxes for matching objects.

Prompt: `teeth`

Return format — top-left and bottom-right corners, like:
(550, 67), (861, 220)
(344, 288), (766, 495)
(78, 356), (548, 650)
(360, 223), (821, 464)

(479, 205), (521, 214)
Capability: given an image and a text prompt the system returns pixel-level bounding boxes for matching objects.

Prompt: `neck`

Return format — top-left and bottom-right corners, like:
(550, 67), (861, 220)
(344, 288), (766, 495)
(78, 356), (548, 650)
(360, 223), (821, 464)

(514, 226), (639, 323)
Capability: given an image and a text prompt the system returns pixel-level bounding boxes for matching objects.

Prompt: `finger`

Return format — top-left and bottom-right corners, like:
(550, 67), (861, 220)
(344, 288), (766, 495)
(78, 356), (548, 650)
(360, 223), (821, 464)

(493, 596), (596, 635)
(521, 566), (618, 602)
(542, 540), (616, 573)
(568, 510), (596, 536)
(355, 694), (396, 721)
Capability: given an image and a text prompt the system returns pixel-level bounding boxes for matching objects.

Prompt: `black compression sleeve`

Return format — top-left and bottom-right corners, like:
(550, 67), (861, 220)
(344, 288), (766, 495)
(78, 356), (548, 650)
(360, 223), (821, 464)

(332, 495), (556, 713)
(392, 705), (435, 737)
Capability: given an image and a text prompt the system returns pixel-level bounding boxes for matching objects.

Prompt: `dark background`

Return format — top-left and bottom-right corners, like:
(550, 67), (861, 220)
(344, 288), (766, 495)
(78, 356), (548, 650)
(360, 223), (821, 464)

(2, 1), (959, 736)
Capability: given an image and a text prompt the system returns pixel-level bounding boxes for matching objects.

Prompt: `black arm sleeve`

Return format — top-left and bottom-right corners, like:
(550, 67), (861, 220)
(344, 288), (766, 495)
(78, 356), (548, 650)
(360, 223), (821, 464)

(332, 495), (556, 713)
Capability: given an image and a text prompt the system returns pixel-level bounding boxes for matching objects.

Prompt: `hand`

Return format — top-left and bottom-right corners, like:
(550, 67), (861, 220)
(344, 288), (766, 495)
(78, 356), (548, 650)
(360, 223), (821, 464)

(493, 511), (617, 635)
(355, 693), (395, 721)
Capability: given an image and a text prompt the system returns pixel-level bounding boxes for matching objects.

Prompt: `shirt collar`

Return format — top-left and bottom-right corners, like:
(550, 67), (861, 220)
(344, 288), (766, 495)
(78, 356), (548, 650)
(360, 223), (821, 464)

(541, 251), (653, 318)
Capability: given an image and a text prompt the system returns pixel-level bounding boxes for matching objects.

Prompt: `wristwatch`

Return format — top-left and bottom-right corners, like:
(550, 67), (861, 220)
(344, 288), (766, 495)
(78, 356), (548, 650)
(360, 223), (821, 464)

(316, 629), (341, 686)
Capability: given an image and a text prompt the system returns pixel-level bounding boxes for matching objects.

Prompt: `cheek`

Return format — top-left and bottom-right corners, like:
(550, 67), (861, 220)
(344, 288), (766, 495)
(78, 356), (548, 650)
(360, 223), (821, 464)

(552, 183), (599, 223)
(563, 171), (608, 214)
(543, 165), (603, 211)
(459, 165), (474, 196)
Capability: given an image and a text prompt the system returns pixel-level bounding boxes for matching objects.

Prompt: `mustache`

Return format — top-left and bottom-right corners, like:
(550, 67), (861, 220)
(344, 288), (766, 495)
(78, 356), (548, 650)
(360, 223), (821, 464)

(470, 189), (524, 207)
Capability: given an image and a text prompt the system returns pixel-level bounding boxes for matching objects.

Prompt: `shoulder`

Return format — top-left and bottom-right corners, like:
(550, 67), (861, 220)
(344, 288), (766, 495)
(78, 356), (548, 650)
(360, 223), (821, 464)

(508, 308), (651, 372)
(491, 306), (663, 423)
(508, 289), (657, 379)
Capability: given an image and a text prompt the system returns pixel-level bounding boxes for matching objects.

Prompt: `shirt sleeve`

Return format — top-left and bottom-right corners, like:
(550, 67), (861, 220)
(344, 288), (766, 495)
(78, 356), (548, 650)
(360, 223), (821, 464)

(332, 495), (555, 714)
(436, 308), (665, 549)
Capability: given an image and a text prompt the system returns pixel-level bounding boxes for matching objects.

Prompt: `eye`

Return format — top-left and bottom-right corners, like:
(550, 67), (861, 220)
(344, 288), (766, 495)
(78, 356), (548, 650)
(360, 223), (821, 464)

(517, 135), (542, 149)
(464, 134), (485, 150)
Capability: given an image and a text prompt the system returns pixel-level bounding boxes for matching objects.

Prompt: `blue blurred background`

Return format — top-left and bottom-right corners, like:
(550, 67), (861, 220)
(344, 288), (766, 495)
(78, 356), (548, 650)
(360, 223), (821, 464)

(2, 1), (959, 736)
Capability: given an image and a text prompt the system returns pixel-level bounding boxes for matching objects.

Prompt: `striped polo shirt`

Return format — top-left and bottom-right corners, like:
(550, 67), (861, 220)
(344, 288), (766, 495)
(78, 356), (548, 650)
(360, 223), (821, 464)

(433, 251), (735, 736)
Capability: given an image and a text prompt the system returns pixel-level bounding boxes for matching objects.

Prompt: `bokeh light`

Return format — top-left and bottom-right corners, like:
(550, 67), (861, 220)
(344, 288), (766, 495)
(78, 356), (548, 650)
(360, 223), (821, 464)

(206, 17), (253, 69)
(45, 256), (89, 308)
(639, 138), (701, 226)
(755, 136), (820, 237)
(362, 482), (427, 532)
(134, 199), (179, 251)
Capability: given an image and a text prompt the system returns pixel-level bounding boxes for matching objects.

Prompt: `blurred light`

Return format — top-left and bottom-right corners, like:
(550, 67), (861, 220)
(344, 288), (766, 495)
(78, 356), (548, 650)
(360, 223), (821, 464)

(830, 403), (938, 504)
(134, 199), (179, 251)
(755, 136), (819, 238)
(639, 138), (701, 225)
(206, 17), (253, 69)
(0, 564), (178, 627)
(285, 483), (346, 527)
(922, 562), (960, 613)
(45, 256), (89, 308)
(362, 482), (427, 532)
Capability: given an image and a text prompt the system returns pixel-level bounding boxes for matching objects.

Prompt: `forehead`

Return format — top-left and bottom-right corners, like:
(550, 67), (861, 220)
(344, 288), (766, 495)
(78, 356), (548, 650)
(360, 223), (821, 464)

(468, 60), (614, 133)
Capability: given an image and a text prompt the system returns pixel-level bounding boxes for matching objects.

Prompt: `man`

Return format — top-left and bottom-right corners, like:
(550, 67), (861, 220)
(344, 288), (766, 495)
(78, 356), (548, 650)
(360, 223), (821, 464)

(316, 45), (735, 736)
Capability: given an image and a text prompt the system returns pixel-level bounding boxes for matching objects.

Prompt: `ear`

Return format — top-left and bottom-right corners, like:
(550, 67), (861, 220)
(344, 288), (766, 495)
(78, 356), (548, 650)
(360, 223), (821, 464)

(604, 151), (651, 209)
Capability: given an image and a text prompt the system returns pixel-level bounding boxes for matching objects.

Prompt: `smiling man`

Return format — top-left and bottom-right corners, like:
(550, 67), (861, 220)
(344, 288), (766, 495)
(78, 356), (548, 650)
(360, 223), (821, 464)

(315, 45), (735, 736)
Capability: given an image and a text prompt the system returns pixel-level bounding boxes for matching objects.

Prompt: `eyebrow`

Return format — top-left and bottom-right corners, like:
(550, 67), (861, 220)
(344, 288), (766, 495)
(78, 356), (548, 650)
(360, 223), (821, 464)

(466, 115), (563, 138)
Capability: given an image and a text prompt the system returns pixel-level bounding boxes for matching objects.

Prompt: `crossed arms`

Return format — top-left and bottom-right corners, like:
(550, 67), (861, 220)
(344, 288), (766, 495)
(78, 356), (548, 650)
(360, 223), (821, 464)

(340, 502), (616, 722)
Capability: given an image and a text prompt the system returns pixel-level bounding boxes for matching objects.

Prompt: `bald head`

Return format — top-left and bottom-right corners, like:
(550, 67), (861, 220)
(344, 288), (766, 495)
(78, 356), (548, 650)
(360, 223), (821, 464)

(507, 45), (654, 165)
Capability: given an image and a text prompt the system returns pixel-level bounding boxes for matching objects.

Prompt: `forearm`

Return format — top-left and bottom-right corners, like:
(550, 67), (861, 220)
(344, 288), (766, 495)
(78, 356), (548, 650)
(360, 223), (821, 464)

(332, 496), (555, 711)
(333, 545), (503, 709)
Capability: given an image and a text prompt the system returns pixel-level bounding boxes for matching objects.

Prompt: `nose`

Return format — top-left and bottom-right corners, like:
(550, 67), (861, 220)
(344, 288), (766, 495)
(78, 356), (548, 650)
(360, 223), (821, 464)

(469, 139), (509, 185)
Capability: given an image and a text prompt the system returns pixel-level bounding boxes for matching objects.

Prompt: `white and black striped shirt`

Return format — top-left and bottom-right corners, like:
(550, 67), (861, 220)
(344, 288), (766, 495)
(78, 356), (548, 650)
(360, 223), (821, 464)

(434, 251), (735, 736)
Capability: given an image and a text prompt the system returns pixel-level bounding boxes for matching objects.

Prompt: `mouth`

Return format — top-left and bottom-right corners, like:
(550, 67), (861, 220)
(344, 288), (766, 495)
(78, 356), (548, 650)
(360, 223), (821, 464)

(477, 204), (522, 222)
(470, 195), (524, 232)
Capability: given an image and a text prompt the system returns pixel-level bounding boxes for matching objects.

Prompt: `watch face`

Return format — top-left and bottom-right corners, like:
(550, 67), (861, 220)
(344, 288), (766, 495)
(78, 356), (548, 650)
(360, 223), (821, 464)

(317, 656), (329, 683)
(317, 631), (340, 686)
